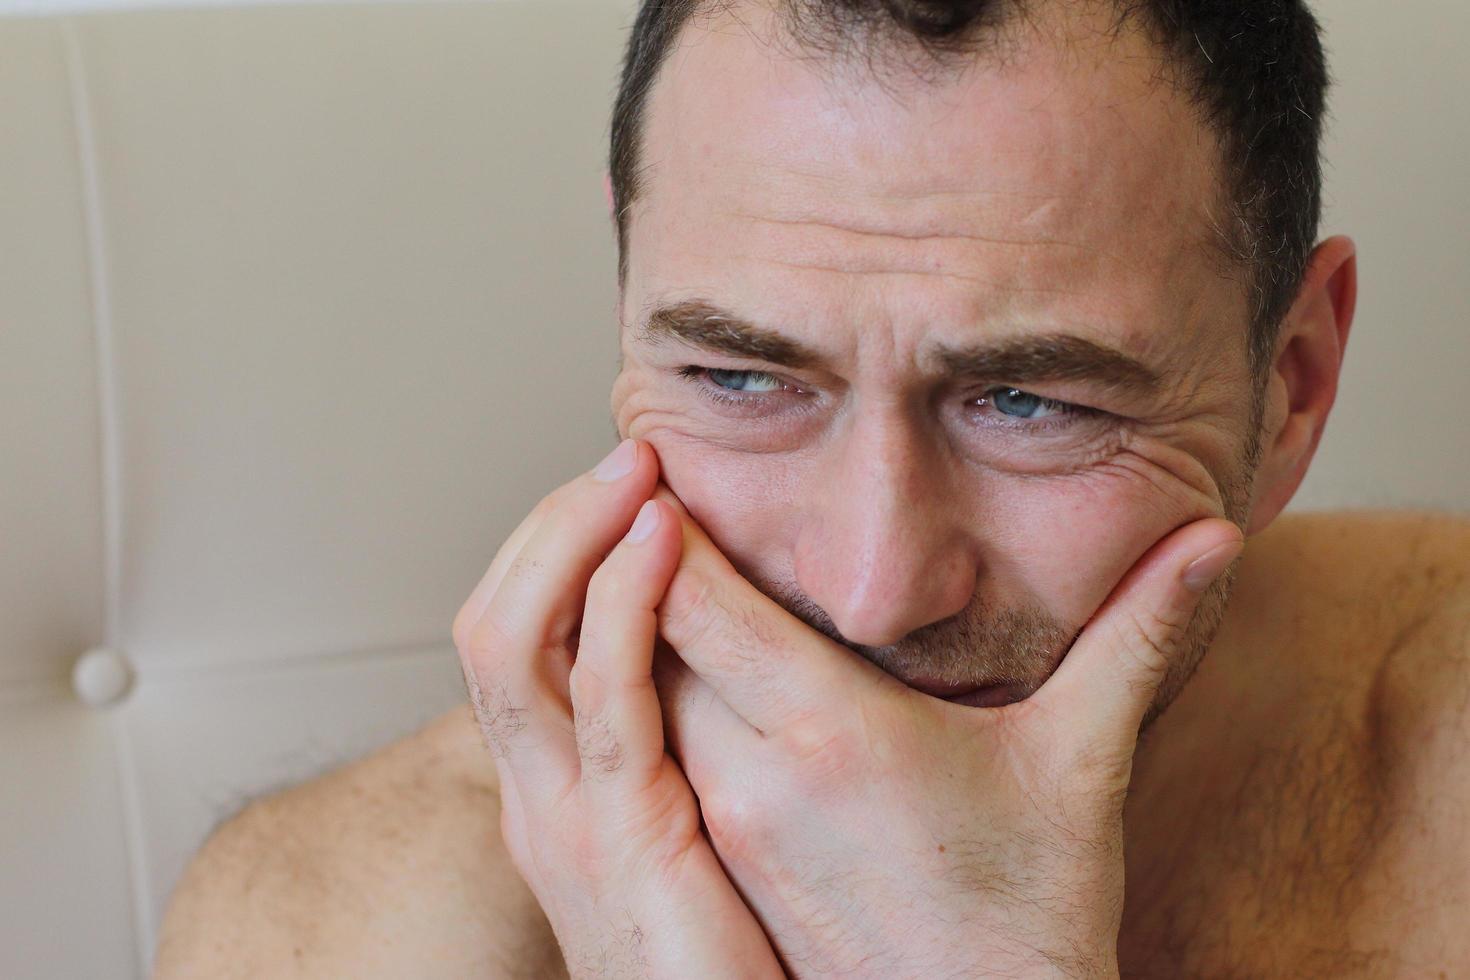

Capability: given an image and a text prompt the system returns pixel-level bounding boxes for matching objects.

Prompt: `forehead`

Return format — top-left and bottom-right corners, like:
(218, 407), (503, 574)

(625, 1), (1242, 359)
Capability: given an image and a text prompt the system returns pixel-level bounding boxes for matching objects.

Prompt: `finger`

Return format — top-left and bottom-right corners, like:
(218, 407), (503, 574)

(480, 438), (659, 660)
(571, 498), (683, 802)
(451, 438), (649, 651)
(459, 438), (658, 798)
(649, 483), (890, 738)
(493, 757), (538, 892)
(461, 648), (574, 788)
(452, 488), (559, 653)
(650, 639), (759, 796)
(1034, 516), (1244, 744)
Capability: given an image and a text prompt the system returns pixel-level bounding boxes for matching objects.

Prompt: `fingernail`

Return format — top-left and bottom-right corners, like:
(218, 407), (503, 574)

(1182, 539), (1244, 592)
(627, 500), (660, 543)
(593, 439), (637, 482)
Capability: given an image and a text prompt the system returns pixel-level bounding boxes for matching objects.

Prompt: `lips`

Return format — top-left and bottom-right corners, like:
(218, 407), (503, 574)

(903, 678), (980, 698)
(903, 677), (1028, 708)
(942, 683), (1027, 708)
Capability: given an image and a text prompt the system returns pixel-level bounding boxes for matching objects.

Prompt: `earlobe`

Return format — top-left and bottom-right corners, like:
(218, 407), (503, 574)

(1242, 235), (1358, 535)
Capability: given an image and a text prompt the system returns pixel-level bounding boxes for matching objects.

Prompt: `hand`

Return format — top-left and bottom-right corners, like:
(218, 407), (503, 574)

(452, 439), (784, 980)
(648, 484), (1245, 978)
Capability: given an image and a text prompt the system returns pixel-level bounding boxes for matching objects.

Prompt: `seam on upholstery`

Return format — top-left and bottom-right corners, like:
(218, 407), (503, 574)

(110, 708), (157, 975)
(62, 17), (152, 975)
(142, 638), (456, 682)
(60, 16), (122, 658)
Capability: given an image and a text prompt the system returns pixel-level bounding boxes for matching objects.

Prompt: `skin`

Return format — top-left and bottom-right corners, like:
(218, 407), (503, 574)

(453, 1), (1336, 975)
(610, 0), (1270, 727)
(453, 437), (1241, 975)
(151, 1), (1470, 977)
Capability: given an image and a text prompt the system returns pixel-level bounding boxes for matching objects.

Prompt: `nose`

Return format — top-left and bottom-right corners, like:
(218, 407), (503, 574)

(792, 409), (978, 648)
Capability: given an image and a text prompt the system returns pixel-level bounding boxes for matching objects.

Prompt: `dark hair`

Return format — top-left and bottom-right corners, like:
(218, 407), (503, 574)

(608, 0), (1329, 386)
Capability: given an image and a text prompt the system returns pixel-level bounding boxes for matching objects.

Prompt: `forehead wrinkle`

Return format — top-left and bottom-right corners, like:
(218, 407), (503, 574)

(739, 210), (1092, 251)
(630, 1), (1239, 387)
(740, 252), (1088, 294)
(716, 199), (1162, 282)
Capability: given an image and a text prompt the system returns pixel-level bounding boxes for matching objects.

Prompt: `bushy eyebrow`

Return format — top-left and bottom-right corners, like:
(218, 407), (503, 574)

(637, 300), (820, 368)
(635, 299), (1162, 395)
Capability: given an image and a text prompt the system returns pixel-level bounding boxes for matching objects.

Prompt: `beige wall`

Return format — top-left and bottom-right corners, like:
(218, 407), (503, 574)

(1293, 0), (1470, 512)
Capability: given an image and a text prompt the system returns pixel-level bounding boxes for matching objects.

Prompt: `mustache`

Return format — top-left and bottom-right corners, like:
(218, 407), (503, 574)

(756, 576), (1080, 692)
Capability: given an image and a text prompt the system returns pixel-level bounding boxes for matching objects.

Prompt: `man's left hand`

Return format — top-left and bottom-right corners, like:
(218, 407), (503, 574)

(646, 483), (1243, 979)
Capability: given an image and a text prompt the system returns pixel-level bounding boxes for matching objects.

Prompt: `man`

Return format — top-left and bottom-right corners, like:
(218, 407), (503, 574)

(154, 0), (1470, 976)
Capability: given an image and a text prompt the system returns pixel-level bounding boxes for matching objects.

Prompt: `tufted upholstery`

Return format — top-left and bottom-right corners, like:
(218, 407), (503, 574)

(1, 2), (1465, 978)
(1, 3), (633, 975)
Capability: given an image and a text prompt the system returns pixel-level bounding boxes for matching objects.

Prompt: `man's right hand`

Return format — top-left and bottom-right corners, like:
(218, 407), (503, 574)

(452, 438), (784, 980)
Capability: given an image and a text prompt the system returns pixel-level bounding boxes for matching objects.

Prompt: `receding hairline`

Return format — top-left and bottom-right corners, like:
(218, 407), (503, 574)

(621, 0), (1247, 289)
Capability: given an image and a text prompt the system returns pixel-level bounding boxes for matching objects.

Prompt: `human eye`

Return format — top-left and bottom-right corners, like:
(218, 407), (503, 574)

(674, 365), (812, 412)
(970, 386), (1098, 430)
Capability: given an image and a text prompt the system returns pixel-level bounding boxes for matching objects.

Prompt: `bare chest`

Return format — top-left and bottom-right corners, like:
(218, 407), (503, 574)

(1117, 689), (1460, 978)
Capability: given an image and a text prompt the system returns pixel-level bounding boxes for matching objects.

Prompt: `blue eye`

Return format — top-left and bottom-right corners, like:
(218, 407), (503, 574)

(987, 387), (1070, 420)
(676, 365), (1094, 432)
(707, 368), (781, 393)
(675, 365), (813, 414)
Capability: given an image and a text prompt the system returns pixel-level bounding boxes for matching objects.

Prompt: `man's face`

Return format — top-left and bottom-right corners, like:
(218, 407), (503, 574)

(610, 2), (1259, 720)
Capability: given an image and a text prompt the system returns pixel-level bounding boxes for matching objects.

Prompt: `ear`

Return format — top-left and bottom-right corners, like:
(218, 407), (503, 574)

(602, 171), (616, 223)
(1244, 234), (1358, 536)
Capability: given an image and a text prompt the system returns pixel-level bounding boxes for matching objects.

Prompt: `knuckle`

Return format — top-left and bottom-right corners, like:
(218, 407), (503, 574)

(574, 707), (625, 778)
(663, 572), (780, 679)
(462, 605), (518, 672)
(539, 482), (572, 514)
(585, 557), (633, 610)
(699, 784), (767, 866)
(465, 672), (529, 759)
(567, 824), (618, 887)
(568, 657), (610, 712)
(451, 602), (475, 654)
(662, 570), (721, 645)
(779, 716), (861, 790)
(1117, 606), (1186, 678)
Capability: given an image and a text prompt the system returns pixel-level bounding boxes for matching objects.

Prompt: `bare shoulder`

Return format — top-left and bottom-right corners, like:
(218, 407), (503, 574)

(153, 705), (567, 980)
(1256, 510), (1470, 961)
(1232, 508), (1470, 657)
(1248, 508), (1470, 748)
(1244, 508), (1470, 604)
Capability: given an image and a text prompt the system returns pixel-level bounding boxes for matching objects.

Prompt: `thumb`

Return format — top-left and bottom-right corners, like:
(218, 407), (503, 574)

(1035, 517), (1245, 745)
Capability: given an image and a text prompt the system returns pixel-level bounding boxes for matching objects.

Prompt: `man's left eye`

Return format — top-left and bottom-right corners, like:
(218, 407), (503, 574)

(708, 368), (782, 393)
(677, 367), (1091, 430)
(983, 387), (1074, 420)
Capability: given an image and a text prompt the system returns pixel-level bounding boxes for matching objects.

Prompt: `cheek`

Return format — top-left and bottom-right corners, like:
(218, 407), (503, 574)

(620, 372), (1239, 633)
(980, 436), (1234, 628)
(620, 403), (803, 580)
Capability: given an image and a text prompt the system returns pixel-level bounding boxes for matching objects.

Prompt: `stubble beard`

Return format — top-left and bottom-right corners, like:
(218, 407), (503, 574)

(754, 423), (1259, 736)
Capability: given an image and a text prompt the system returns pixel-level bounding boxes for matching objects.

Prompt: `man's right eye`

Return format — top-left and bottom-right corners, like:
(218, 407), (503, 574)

(707, 368), (783, 394)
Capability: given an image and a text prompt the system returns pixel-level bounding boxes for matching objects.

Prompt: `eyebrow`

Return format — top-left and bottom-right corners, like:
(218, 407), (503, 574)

(635, 299), (1162, 395)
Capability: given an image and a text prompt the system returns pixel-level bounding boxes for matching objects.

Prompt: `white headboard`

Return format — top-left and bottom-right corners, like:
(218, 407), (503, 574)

(1, 2), (633, 975)
(2, 1), (1465, 977)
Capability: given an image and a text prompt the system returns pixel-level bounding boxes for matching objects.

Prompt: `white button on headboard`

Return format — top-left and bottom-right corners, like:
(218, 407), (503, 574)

(72, 648), (134, 708)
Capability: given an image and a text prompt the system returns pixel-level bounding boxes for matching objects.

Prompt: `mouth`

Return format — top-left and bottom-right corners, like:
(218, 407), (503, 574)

(906, 679), (1029, 708)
